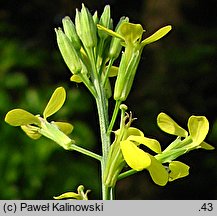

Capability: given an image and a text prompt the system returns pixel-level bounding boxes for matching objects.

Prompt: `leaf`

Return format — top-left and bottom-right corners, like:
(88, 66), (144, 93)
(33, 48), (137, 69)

(147, 155), (168, 186)
(53, 122), (74, 135)
(43, 87), (66, 119)
(188, 115), (209, 145)
(120, 140), (151, 171)
(128, 135), (162, 153)
(157, 112), (188, 137)
(141, 25), (172, 46)
(169, 161), (189, 181)
(5, 109), (40, 126)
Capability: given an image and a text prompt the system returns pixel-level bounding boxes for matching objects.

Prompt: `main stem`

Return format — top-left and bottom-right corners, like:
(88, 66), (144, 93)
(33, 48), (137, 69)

(95, 82), (111, 200)
(88, 48), (111, 200)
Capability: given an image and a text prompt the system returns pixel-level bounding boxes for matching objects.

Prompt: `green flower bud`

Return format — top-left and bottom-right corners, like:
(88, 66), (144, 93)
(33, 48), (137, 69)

(108, 17), (129, 60)
(75, 4), (97, 48)
(55, 28), (82, 74)
(98, 5), (112, 39)
(62, 16), (81, 50)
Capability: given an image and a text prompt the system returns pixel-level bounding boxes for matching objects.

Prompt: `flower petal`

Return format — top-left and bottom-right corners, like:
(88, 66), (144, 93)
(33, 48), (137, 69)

(157, 112), (188, 137)
(43, 87), (66, 119)
(21, 125), (41, 140)
(128, 135), (162, 153)
(53, 122), (74, 135)
(54, 192), (81, 200)
(120, 140), (151, 171)
(169, 161), (189, 181)
(97, 24), (125, 40)
(147, 155), (168, 186)
(199, 141), (215, 150)
(5, 109), (40, 126)
(141, 25), (172, 46)
(119, 22), (144, 44)
(188, 115), (209, 146)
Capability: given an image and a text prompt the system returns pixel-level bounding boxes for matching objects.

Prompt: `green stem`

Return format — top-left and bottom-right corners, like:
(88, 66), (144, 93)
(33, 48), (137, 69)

(107, 100), (121, 134)
(87, 47), (111, 200)
(118, 169), (138, 181)
(69, 144), (101, 161)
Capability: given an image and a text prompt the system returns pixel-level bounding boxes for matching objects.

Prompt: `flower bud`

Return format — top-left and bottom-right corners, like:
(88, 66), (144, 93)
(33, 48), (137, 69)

(62, 16), (81, 50)
(98, 5), (112, 39)
(108, 17), (129, 60)
(55, 28), (82, 74)
(75, 4), (97, 48)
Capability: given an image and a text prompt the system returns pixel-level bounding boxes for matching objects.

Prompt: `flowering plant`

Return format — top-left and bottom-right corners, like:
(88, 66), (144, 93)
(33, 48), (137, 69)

(5, 4), (214, 200)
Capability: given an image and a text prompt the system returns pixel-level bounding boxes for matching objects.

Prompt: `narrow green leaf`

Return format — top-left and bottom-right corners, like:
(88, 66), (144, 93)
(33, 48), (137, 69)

(128, 135), (162, 153)
(169, 161), (189, 181)
(157, 112), (188, 137)
(188, 115), (209, 145)
(147, 155), (168, 186)
(5, 109), (40, 126)
(53, 122), (74, 135)
(43, 87), (66, 119)
(120, 140), (151, 171)
(141, 25), (172, 46)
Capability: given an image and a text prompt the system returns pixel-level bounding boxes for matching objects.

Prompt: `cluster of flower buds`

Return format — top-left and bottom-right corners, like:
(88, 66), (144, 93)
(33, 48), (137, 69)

(55, 4), (171, 103)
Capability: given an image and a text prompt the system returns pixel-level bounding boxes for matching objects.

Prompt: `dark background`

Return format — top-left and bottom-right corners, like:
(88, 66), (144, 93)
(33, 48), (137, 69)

(0, 0), (216, 199)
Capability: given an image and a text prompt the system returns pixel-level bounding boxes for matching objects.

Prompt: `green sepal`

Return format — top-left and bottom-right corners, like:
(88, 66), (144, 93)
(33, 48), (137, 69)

(43, 87), (66, 119)
(141, 25), (172, 46)
(127, 135), (162, 154)
(147, 155), (168, 186)
(53, 122), (74, 135)
(188, 115), (209, 146)
(157, 112), (188, 137)
(169, 161), (189, 181)
(5, 109), (40, 126)
(97, 24), (124, 40)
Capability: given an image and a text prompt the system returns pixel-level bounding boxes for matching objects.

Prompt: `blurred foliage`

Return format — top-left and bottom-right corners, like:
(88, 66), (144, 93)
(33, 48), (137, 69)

(0, 0), (217, 199)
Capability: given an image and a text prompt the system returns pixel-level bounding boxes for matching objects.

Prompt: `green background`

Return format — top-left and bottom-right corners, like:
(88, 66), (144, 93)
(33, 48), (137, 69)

(0, 0), (216, 199)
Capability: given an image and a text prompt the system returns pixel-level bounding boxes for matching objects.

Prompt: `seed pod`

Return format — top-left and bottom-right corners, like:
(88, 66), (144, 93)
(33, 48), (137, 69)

(62, 16), (81, 50)
(75, 4), (97, 48)
(55, 28), (82, 74)
(114, 49), (141, 101)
